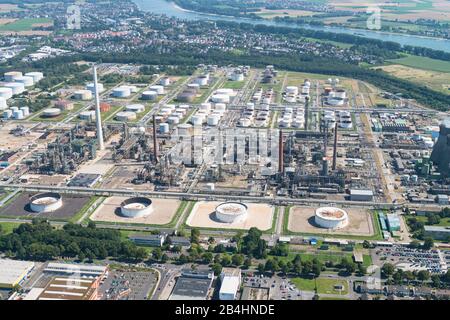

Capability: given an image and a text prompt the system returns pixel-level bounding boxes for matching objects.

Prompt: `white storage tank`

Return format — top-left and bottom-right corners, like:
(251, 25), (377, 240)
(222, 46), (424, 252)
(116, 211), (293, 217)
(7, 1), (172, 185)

(86, 82), (104, 94)
(79, 110), (96, 121)
(42, 108), (61, 118)
(25, 72), (44, 83)
(200, 103), (211, 113)
(14, 76), (34, 87)
(215, 202), (248, 223)
(187, 83), (200, 91)
(30, 193), (63, 213)
(159, 123), (170, 134)
(315, 207), (349, 229)
(4, 71), (22, 82)
(20, 106), (30, 117)
(0, 97), (7, 110)
(125, 104), (145, 113)
(120, 197), (153, 218)
(160, 77), (171, 86)
(177, 123), (192, 136)
(150, 85), (164, 95)
(74, 90), (93, 100)
(238, 118), (251, 127)
(13, 109), (24, 120)
(214, 103), (226, 112)
(191, 115), (204, 125)
(211, 94), (230, 104)
(123, 85), (138, 93)
(167, 116), (180, 125)
(115, 111), (137, 122)
(0, 87), (13, 99)
(207, 115), (220, 126)
(141, 91), (158, 101)
(113, 87), (131, 98)
(4, 82), (25, 95)
(195, 76), (208, 86)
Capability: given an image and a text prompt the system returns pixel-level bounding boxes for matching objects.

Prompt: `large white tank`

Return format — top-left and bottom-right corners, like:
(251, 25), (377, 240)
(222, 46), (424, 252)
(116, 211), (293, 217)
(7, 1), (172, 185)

(4, 82), (25, 95)
(211, 94), (229, 104)
(191, 115), (204, 125)
(74, 90), (93, 100)
(159, 123), (170, 134)
(116, 111), (137, 121)
(0, 97), (7, 110)
(20, 106), (30, 117)
(30, 193), (63, 213)
(314, 207), (349, 229)
(160, 77), (171, 86)
(13, 109), (24, 119)
(214, 103), (226, 112)
(167, 116), (180, 124)
(14, 76), (34, 87)
(86, 82), (104, 94)
(3, 109), (12, 119)
(207, 115), (220, 126)
(177, 123), (192, 136)
(25, 72), (44, 83)
(195, 76), (208, 86)
(141, 90), (158, 101)
(79, 110), (96, 121)
(199, 103), (211, 113)
(150, 85), (164, 95)
(0, 87), (13, 99)
(4, 71), (22, 82)
(113, 87), (131, 98)
(42, 108), (61, 118)
(215, 202), (248, 223)
(125, 104), (145, 113)
(120, 197), (153, 218)
(215, 88), (235, 96)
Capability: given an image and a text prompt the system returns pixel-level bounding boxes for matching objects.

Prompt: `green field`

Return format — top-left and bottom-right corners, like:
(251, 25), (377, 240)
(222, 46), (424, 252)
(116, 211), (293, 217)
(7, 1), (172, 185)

(291, 277), (349, 295)
(0, 18), (52, 32)
(0, 222), (21, 235)
(387, 54), (450, 73)
(409, 215), (450, 227)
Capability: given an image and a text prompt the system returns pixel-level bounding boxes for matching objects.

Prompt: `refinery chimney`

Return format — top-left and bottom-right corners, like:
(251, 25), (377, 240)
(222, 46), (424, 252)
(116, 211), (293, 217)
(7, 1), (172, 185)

(152, 115), (158, 164)
(92, 65), (105, 151)
(278, 130), (284, 174)
(332, 122), (338, 171)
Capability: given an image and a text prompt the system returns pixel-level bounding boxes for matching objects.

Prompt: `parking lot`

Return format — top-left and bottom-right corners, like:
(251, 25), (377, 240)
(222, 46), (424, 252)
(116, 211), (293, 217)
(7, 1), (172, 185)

(99, 270), (157, 300)
(374, 245), (448, 274)
(242, 275), (303, 300)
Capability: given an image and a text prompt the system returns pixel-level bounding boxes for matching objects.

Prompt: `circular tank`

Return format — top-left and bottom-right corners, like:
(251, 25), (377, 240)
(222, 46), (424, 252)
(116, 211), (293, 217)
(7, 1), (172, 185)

(42, 108), (61, 118)
(207, 115), (220, 126)
(30, 192), (63, 213)
(125, 104), (145, 113)
(191, 115), (204, 125)
(177, 123), (192, 135)
(211, 94), (230, 104)
(113, 87), (131, 98)
(159, 123), (170, 133)
(74, 90), (92, 100)
(4, 82), (25, 95)
(86, 82), (104, 94)
(167, 116), (180, 125)
(13, 109), (24, 119)
(0, 97), (7, 110)
(238, 118), (251, 127)
(149, 85), (164, 95)
(115, 111), (137, 121)
(0, 87), (13, 99)
(20, 107), (30, 117)
(79, 110), (96, 121)
(25, 72), (44, 83)
(141, 91), (158, 101)
(3, 109), (12, 119)
(120, 197), (153, 218)
(14, 76), (34, 87)
(214, 103), (226, 112)
(285, 86), (298, 94)
(215, 202), (248, 223)
(315, 207), (349, 229)
(4, 71), (22, 82)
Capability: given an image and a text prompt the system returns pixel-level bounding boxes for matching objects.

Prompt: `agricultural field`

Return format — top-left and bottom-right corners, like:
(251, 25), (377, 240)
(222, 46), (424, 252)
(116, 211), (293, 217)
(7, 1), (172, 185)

(386, 54), (450, 73)
(291, 277), (349, 295)
(0, 18), (53, 32)
(374, 64), (450, 94)
(255, 9), (317, 19)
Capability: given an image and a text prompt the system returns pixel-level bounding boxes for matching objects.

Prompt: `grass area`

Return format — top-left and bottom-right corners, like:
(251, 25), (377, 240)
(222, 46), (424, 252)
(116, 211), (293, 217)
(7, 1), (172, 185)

(387, 54), (450, 73)
(0, 18), (52, 31)
(70, 196), (101, 224)
(408, 215), (450, 227)
(33, 103), (85, 123)
(222, 80), (246, 90)
(291, 277), (349, 295)
(101, 105), (123, 122)
(269, 207), (280, 234)
(0, 222), (21, 235)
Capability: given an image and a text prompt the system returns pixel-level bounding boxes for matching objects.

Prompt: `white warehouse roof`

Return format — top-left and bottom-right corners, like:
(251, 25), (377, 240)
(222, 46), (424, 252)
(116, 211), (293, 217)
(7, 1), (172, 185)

(0, 259), (35, 288)
(45, 262), (107, 276)
(219, 276), (240, 299)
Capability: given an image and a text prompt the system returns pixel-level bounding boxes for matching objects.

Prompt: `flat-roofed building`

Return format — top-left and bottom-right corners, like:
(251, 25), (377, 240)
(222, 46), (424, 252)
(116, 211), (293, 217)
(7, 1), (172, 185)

(28, 277), (100, 300)
(424, 226), (450, 240)
(44, 262), (108, 278)
(0, 259), (35, 289)
(350, 189), (374, 202)
(169, 269), (214, 300)
(219, 268), (241, 300)
(129, 234), (165, 247)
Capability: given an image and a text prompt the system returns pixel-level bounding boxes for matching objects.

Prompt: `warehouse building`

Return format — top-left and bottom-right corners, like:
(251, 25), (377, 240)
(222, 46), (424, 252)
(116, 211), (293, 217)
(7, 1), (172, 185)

(128, 234), (166, 247)
(44, 262), (108, 278)
(219, 268), (241, 300)
(350, 189), (374, 202)
(424, 226), (450, 240)
(386, 214), (401, 232)
(0, 259), (35, 289)
(24, 276), (100, 300)
(170, 269), (214, 300)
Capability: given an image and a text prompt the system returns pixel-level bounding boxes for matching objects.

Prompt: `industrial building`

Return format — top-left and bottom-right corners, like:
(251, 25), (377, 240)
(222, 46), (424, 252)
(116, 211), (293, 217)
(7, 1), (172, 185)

(424, 226), (450, 240)
(386, 214), (401, 232)
(44, 262), (108, 278)
(0, 259), (35, 289)
(350, 189), (374, 202)
(219, 268), (241, 300)
(431, 118), (450, 177)
(24, 276), (100, 300)
(170, 269), (214, 300)
(128, 234), (166, 247)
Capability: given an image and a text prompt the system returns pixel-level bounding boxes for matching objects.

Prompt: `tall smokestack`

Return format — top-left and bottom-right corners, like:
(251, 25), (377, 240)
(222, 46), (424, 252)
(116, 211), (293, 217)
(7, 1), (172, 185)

(279, 130), (284, 174)
(322, 121), (328, 176)
(152, 115), (158, 164)
(332, 122), (338, 171)
(93, 65), (104, 151)
(304, 96), (309, 131)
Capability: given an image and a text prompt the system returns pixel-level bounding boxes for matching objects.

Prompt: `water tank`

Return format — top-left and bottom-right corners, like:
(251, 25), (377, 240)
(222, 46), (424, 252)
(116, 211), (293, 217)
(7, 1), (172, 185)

(13, 109), (24, 119)
(42, 108), (61, 118)
(86, 82), (104, 94)
(20, 106), (30, 117)
(167, 116), (180, 125)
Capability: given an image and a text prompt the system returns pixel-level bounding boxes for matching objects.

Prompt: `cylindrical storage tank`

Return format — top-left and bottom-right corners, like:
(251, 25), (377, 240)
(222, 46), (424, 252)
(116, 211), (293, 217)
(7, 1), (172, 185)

(215, 202), (248, 223)
(195, 77), (208, 86)
(13, 109), (24, 119)
(25, 72), (44, 83)
(86, 82), (104, 94)
(150, 85), (164, 95)
(42, 108), (61, 118)
(211, 94), (230, 104)
(14, 76), (34, 87)
(3, 109), (12, 119)
(30, 193), (63, 213)
(20, 106), (30, 117)
(0, 87), (13, 99)
(115, 111), (137, 122)
(315, 207), (349, 229)
(177, 123), (192, 136)
(153, 116), (163, 123)
(191, 115), (204, 125)
(159, 123), (170, 134)
(214, 103), (226, 112)
(112, 87), (131, 98)
(125, 104), (145, 113)
(78, 110), (96, 121)
(123, 85), (138, 93)
(160, 108), (172, 116)
(4, 82), (25, 95)
(141, 90), (158, 101)
(165, 104), (176, 111)
(120, 197), (153, 218)
(4, 71), (22, 82)
(199, 103), (211, 113)
(10, 106), (18, 113)
(0, 97), (7, 110)
(74, 90), (92, 100)
(187, 83), (200, 92)
(160, 77), (171, 86)
(335, 89), (346, 99)
(215, 88), (234, 96)
(207, 115), (220, 126)
(279, 119), (291, 128)
(167, 116), (180, 125)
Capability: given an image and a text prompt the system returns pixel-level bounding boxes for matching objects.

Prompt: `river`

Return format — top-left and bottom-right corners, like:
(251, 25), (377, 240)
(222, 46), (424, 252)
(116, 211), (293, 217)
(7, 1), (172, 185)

(133, 0), (450, 53)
